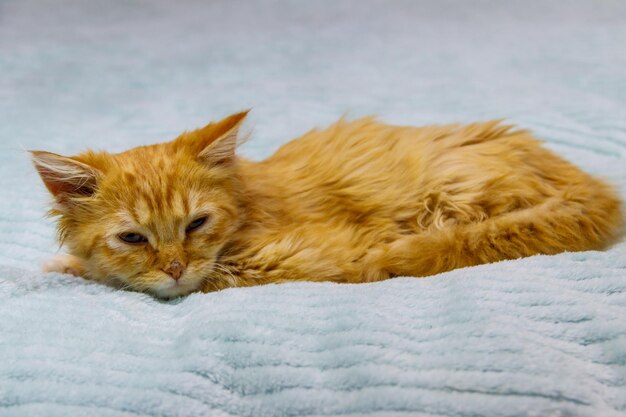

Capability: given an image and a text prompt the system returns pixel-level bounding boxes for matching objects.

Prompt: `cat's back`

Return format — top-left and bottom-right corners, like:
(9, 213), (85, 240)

(254, 117), (612, 224)
(262, 117), (533, 170)
(258, 117), (539, 194)
(255, 118), (522, 220)
(260, 117), (427, 185)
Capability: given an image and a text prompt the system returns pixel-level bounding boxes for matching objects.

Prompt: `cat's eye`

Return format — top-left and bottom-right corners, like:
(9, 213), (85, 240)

(118, 232), (148, 244)
(186, 216), (208, 233)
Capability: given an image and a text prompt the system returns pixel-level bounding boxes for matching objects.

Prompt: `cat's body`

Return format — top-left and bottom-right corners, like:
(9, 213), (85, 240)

(33, 113), (623, 298)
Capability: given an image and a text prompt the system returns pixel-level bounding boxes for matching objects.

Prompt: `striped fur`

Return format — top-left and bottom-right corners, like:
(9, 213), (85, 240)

(32, 112), (623, 298)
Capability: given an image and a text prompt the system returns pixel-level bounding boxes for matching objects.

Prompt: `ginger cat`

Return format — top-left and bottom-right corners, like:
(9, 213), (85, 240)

(32, 112), (623, 298)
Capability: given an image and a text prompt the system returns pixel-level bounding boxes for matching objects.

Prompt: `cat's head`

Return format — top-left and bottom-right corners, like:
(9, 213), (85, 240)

(31, 111), (249, 298)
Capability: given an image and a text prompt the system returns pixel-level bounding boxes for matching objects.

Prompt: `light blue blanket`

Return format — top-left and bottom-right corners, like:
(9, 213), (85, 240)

(1, 1), (625, 416)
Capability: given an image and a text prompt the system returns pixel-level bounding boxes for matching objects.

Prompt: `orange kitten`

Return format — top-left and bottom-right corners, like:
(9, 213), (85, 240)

(32, 112), (623, 298)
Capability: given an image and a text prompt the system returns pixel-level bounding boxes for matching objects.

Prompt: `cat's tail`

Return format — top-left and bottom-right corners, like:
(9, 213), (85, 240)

(369, 181), (624, 279)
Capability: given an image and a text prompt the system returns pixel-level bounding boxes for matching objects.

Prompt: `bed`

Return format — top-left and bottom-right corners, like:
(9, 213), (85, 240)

(1, 1), (625, 416)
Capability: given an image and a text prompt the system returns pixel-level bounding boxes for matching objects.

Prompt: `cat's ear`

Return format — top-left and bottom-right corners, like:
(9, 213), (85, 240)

(30, 151), (102, 204)
(195, 110), (249, 166)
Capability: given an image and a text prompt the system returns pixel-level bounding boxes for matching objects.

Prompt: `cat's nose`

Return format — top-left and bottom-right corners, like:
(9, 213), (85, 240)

(164, 260), (185, 281)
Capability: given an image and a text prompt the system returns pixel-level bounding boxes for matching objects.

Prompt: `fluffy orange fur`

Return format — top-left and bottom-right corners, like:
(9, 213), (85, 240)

(32, 112), (624, 298)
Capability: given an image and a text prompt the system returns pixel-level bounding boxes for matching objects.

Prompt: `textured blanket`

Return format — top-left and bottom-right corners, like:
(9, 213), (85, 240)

(1, 1), (625, 416)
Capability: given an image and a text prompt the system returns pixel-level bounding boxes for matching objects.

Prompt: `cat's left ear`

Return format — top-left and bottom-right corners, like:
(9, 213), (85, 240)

(196, 110), (249, 166)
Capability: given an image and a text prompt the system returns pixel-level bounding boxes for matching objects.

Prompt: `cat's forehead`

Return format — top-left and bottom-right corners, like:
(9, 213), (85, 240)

(104, 147), (209, 220)
(117, 143), (180, 170)
(115, 150), (182, 190)
(123, 187), (204, 228)
(109, 178), (207, 229)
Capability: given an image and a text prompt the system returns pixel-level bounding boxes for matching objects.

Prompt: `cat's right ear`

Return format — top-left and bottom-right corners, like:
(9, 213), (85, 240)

(30, 151), (101, 206)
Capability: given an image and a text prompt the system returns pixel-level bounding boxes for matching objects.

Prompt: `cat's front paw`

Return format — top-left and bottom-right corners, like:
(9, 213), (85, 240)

(42, 254), (86, 277)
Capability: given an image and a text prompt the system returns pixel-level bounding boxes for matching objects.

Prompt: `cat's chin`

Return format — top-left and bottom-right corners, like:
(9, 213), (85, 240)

(151, 281), (200, 299)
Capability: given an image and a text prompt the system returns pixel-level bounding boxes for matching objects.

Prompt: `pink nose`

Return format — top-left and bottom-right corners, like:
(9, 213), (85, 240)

(164, 260), (185, 281)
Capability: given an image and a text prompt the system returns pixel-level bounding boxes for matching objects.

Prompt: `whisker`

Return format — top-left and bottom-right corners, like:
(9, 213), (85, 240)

(212, 262), (238, 288)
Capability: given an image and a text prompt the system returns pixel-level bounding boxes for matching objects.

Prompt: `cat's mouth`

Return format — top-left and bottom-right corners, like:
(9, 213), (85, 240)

(136, 268), (206, 298)
(151, 277), (200, 298)
(115, 260), (215, 298)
